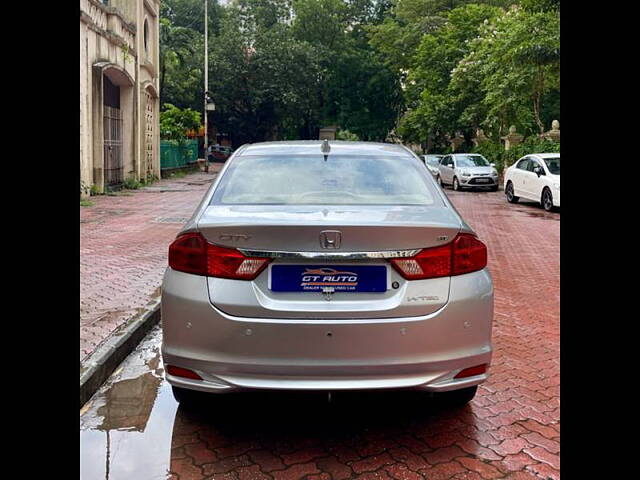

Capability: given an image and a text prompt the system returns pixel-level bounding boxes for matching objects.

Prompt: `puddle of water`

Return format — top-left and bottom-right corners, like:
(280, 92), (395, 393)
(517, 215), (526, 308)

(81, 326), (177, 480)
(81, 385), (176, 480)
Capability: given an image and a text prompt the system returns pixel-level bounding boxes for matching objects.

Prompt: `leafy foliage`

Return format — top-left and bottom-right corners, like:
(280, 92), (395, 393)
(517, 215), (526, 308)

(397, 3), (503, 146)
(336, 129), (360, 141)
(451, 4), (560, 137)
(472, 137), (560, 173)
(160, 103), (202, 143)
(159, 0), (560, 151)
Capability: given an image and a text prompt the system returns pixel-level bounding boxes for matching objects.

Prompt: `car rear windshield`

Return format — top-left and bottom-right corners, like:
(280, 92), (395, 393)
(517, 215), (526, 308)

(211, 154), (440, 206)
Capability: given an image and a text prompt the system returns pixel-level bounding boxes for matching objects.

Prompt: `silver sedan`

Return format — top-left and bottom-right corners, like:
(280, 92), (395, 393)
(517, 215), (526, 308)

(162, 141), (493, 406)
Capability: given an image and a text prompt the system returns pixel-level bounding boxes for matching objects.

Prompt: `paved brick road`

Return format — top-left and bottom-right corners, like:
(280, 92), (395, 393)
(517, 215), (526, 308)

(80, 188), (559, 480)
(80, 165), (223, 361)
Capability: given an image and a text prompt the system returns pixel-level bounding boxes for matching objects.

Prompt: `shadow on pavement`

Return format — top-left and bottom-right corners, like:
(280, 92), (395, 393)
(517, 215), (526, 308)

(172, 388), (476, 445)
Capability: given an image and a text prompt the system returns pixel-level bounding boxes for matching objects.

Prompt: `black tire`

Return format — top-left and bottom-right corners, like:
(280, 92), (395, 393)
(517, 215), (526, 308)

(438, 175), (445, 188)
(490, 185), (498, 192)
(542, 188), (554, 212)
(435, 386), (478, 407)
(453, 177), (461, 191)
(172, 386), (203, 406)
(505, 181), (519, 203)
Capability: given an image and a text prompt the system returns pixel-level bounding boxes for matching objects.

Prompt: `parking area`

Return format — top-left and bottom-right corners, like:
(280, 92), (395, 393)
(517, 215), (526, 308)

(80, 186), (559, 480)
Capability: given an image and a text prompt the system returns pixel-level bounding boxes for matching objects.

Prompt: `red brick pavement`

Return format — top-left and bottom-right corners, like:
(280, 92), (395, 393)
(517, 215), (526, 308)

(164, 190), (560, 480)
(79, 165), (223, 361)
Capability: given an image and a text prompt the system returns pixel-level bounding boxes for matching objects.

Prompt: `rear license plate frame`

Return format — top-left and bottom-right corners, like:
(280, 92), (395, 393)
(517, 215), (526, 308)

(268, 264), (389, 293)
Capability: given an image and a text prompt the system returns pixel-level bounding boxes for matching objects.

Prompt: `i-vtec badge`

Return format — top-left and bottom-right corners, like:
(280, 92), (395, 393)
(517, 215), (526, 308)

(407, 295), (440, 302)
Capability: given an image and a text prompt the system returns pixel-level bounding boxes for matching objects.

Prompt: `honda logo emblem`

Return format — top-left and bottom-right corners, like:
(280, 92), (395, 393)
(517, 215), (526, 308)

(319, 230), (342, 249)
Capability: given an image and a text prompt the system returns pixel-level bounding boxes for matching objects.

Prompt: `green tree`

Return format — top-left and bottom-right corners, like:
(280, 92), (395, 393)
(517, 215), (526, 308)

(208, 6), (323, 144)
(451, 4), (560, 137)
(160, 103), (202, 143)
(159, 17), (199, 103)
(159, 1), (225, 112)
(398, 3), (503, 147)
(367, 1), (510, 75)
(292, 0), (402, 140)
(159, 0), (559, 150)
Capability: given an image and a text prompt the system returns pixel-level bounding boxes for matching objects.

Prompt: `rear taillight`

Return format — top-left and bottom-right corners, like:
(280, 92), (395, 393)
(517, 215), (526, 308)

(206, 243), (270, 280)
(390, 233), (487, 280)
(168, 232), (208, 276)
(168, 232), (270, 280)
(451, 233), (488, 276)
(166, 365), (203, 380)
(390, 243), (453, 280)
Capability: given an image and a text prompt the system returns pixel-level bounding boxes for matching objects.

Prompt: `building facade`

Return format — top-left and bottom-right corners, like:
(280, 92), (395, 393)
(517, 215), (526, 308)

(80, 0), (160, 196)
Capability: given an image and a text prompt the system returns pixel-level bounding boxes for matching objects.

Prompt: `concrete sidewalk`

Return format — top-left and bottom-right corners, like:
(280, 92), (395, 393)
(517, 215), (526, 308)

(80, 165), (223, 363)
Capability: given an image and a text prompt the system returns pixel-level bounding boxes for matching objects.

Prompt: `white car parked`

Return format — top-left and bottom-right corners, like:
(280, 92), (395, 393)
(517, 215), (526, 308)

(504, 153), (560, 212)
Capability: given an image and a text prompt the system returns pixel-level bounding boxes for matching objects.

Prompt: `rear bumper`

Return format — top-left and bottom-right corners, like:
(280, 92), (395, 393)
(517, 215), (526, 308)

(161, 268), (493, 393)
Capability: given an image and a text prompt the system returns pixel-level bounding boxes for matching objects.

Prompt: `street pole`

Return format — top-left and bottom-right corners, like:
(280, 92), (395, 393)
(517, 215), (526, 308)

(203, 0), (209, 173)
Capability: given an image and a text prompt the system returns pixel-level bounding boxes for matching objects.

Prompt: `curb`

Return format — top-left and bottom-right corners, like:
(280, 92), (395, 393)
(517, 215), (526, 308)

(80, 298), (161, 408)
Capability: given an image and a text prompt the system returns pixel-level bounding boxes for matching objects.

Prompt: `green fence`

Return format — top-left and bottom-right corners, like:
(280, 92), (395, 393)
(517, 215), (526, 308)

(160, 140), (199, 169)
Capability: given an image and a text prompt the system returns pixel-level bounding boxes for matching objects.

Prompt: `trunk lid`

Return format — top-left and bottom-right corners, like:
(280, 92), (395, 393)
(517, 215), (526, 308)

(198, 204), (462, 252)
(198, 204), (462, 319)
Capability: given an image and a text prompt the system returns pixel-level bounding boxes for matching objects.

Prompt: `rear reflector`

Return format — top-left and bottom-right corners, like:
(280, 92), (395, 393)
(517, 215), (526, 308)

(454, 364), (488, 379)
(390, 233), (487, 280)
(169, 232), (270, 280)
(166, 365), (203, 380)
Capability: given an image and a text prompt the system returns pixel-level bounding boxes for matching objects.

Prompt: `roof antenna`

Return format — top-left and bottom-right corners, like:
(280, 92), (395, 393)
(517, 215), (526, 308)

(321, 139), (330, 161)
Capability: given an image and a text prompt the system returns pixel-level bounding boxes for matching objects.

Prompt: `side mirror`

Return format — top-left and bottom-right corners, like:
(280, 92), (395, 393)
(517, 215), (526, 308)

(533, 166), (543, 176)
(490, 163), (495, 167)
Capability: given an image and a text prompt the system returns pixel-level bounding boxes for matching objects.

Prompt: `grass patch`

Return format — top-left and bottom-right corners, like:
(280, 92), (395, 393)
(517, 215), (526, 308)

(80, 199), (94, 207)
(123, 177), (144, 190)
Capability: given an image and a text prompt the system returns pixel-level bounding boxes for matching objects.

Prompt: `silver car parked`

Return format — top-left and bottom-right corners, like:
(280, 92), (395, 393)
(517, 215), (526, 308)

(162, 141), (493, 406)
(437, 154), (499, 192)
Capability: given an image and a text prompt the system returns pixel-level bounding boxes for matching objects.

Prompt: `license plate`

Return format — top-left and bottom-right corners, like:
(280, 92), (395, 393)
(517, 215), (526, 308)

(269, 265), (387, 293)
(476, 178), (490, 183)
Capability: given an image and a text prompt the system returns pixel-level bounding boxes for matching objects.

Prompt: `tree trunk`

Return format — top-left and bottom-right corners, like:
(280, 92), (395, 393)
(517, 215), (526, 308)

(160, 56), (166, 99)
(533, 69), (545, 134)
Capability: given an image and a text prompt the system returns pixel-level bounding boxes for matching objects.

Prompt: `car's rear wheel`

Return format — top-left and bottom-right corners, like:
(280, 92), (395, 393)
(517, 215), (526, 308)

(434, 385), (478, 407)
(542, 188), (554, 212)
(453, 177), (461, 191)
(505, 181), (519, 203)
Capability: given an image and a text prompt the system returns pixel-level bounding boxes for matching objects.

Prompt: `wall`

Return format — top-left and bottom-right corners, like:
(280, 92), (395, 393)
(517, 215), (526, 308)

(80, 0), (160, 195)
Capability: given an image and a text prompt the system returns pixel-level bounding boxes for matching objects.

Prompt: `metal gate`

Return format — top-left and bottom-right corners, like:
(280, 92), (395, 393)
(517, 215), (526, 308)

(103, 75), (123, 187)
(103, 106), (123, 186)
(144, 91), (155, 179)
